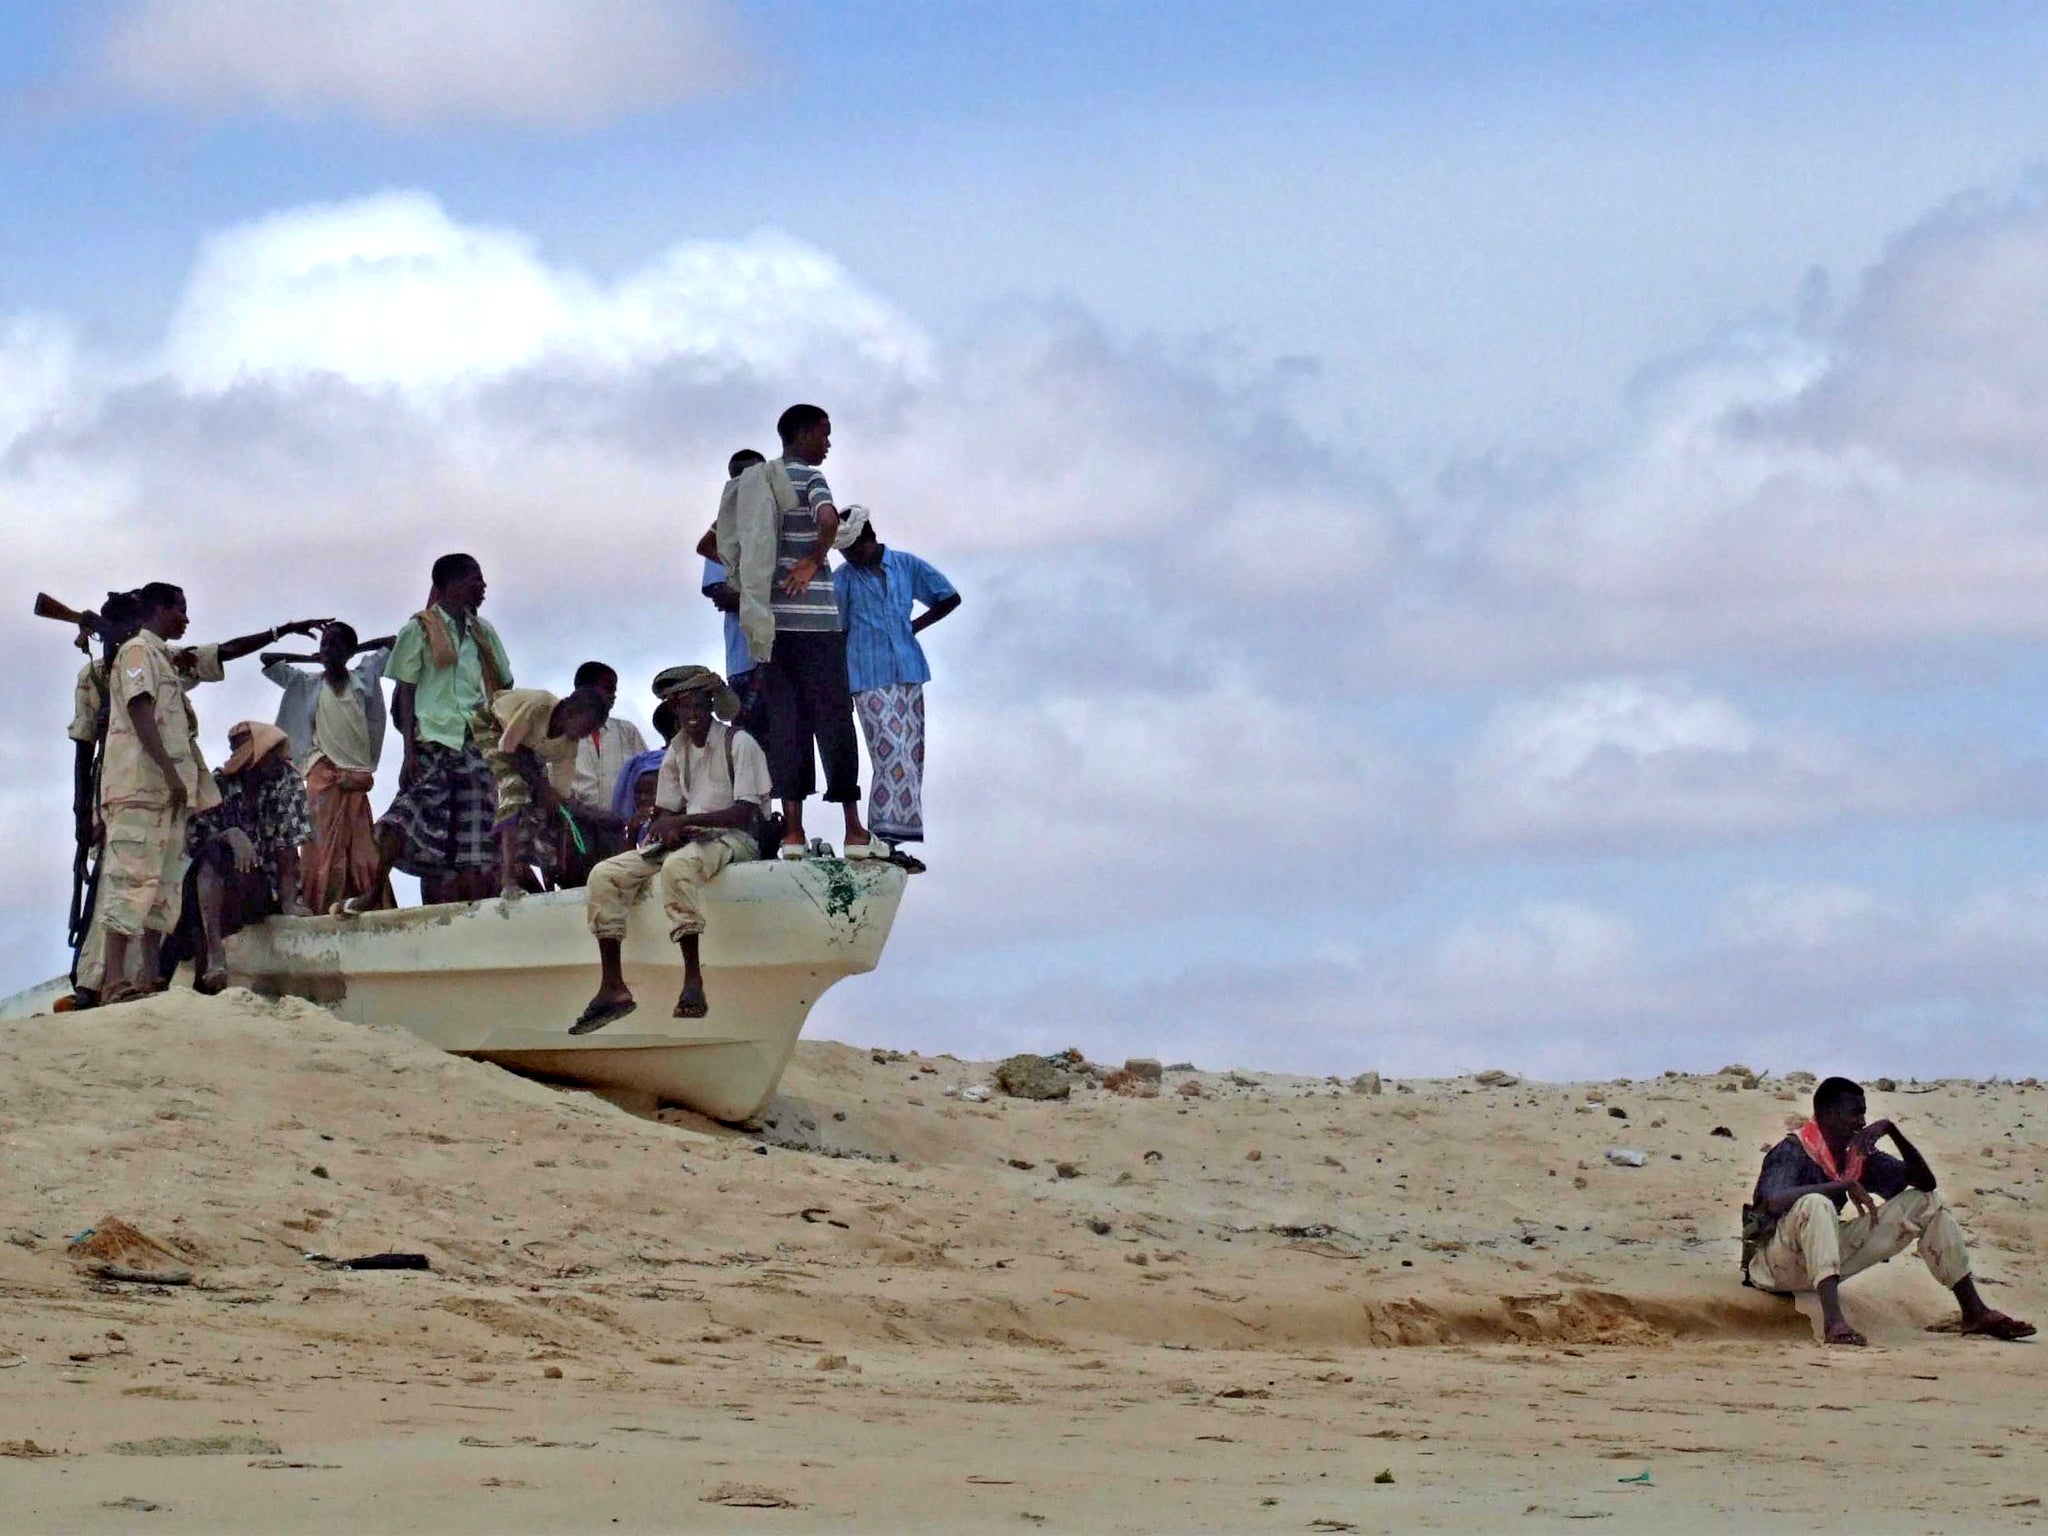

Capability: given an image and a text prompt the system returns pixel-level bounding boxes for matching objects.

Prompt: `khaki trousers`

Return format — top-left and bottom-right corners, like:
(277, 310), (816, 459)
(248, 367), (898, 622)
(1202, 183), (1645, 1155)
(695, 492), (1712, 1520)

(96, 803), (190, 940)
(585, 832), (756, 943)
(1749, 1187), (1971, 1292)
(75, 911), (109, 992)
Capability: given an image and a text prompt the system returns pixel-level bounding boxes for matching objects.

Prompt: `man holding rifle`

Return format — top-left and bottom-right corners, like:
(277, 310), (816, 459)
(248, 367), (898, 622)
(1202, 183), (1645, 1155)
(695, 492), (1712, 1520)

(94, 583), (217, 1002)
(43, 587), (328, 1003)
(62, 591), (142, 1004)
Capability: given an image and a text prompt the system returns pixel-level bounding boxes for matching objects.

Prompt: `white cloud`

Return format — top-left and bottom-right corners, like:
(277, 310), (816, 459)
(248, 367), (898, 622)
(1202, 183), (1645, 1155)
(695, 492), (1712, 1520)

(1714, 882), (1900, 951)
(159, 191), (930, 394)
(1388, 187), (2048, 678)
(1451, 677), (1968, 849)
(96, 0), (740, 129)
(0, 315), (80, 449)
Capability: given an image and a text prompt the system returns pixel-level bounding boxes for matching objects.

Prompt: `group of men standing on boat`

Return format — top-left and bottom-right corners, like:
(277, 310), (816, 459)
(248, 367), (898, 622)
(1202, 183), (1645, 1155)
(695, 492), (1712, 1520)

(54, 403), (959, 1020)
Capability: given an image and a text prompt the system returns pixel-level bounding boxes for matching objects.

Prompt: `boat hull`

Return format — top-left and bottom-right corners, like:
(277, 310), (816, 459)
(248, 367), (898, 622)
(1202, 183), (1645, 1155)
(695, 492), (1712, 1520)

(225, 858), (907, 1121)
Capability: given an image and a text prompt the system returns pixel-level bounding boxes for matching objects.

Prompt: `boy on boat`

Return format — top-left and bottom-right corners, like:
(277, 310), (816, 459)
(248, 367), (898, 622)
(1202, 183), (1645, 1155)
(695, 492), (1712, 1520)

(833, 516), (960, 867)
(609, 696), (680, 846)
(473, 683), (613, 898)
(260, 621), (396, 913)
(700, 448), (768, 741)
(1743, 1075), (2034, 1345)
(567, 660), (648, 823)
(350, 554), (513, 908)
(571, 666), (771, 1031)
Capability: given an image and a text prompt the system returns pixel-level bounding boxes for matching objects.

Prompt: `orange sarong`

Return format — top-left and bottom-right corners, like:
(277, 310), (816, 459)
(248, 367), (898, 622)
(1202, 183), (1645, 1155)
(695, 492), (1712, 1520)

(302, 758), (391, 912)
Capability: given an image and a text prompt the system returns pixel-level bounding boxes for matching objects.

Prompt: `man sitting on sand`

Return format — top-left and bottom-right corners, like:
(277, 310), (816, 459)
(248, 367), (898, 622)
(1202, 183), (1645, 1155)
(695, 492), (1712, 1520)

(571, 666), (770, 1032)
(1744, 1075), (2035, 1345)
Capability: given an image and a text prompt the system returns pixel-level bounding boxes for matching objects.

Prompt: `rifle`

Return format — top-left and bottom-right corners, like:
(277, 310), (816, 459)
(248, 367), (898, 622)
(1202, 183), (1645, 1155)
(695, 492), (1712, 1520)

(41, 595), (109, 963)
(35, 592), (107, 649)
(68, 662), (110, 965)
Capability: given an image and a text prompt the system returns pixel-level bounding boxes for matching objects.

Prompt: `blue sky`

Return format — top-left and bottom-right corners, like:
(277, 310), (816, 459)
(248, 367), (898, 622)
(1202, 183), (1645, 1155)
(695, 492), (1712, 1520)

(5, 0), (2048, 1076)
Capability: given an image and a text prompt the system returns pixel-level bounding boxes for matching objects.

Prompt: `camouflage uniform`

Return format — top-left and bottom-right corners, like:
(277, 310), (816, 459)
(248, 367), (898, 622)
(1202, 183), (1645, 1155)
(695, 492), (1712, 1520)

(93, 633), (222, 941)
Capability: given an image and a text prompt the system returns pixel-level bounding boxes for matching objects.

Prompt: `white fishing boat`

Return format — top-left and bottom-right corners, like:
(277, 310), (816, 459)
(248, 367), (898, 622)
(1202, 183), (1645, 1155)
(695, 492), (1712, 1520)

(2, 859), (908, 1124)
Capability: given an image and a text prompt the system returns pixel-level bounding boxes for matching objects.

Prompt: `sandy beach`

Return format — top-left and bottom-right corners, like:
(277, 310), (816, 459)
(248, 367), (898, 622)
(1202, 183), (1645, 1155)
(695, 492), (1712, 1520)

(2, 990), (2042, 1533)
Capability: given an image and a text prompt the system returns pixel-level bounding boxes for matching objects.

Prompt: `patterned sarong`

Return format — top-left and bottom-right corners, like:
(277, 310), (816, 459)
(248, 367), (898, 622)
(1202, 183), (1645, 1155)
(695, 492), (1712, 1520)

(853, 682), (926, 844)
(303, 758), (391, 911)
(376, 740), (497, 878)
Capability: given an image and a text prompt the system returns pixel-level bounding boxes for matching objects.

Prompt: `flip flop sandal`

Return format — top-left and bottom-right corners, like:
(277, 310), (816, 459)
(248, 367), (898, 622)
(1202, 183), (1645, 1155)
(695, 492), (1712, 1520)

(1962, 1312), (2037, 1341)
(568, 997), (637, 1036)
(843, 840), (892, 861)
(673, 996), (709, 1019)
(886, 850), (927, 874)
(777, 843), (810, 861)
(194, 969), (229, 997)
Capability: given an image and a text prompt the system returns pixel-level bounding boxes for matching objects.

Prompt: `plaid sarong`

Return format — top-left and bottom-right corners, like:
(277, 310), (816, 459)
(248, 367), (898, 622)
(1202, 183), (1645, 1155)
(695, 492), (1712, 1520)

(376, 740), (497, 878)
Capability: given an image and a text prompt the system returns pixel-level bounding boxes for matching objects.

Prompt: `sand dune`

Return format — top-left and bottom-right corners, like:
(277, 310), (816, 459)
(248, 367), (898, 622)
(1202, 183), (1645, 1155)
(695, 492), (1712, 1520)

(2, 990), (2043, 1532)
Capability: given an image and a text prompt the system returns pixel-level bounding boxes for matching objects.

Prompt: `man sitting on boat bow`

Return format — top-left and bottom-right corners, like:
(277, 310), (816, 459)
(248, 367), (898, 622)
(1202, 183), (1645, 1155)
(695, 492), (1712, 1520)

(572, 665), (771, 1032)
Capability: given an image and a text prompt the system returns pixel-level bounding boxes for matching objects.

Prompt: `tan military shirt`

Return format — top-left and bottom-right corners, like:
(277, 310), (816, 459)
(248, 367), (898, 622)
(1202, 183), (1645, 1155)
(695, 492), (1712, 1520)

(69, 660), (104, 745)
(101, 631), (223, 813)
(486, 687), (580, 796)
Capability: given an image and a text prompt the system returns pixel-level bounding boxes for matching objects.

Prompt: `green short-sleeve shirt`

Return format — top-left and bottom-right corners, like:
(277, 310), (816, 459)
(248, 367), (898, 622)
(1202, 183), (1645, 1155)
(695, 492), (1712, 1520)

(385, 608), (513, 751)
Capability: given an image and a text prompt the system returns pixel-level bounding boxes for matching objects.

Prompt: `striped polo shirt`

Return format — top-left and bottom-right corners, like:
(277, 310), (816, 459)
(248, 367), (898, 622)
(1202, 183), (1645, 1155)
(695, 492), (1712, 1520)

(772, 458), (843, 633)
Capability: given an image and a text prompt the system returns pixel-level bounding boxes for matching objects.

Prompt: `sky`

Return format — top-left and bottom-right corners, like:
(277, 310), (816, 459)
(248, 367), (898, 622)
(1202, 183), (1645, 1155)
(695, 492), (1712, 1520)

(5, 0), (2048, 1079)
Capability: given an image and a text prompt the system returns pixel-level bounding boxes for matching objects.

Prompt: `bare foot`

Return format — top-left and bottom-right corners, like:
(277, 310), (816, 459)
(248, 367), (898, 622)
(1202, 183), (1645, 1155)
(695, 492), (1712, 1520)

(673, 980), (708, 1019)
(195, 966), (228, 996)
(1824, 1319), (1867, 1347)
(280, 898), (313, 918)
(499, 882), (525, 903)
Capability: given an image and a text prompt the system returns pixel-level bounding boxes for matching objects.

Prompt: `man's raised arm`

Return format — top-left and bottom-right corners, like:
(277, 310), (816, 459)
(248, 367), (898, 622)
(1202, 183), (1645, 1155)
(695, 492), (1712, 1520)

(211, 618), (332, 665)
(1856, 1119), (1938, 1192)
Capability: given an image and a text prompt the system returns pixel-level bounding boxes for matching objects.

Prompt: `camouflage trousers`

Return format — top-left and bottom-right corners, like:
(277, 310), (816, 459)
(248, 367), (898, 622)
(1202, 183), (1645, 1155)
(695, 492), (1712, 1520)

(95, 802), (190, 940)
(1748, 1187), (1971, 1292)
